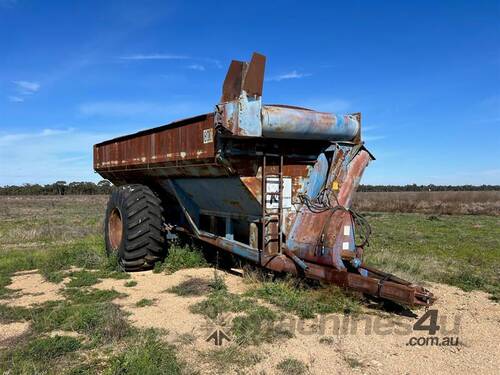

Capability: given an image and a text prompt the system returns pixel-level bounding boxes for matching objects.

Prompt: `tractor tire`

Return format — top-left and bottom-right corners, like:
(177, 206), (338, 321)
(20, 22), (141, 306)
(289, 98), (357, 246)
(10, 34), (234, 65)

(104, 184), (166, 271)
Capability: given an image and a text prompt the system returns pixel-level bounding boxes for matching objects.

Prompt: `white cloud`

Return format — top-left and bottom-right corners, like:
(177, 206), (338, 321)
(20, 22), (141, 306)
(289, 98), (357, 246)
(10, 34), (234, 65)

(119, 54), (222, 69)
(0, 128), (74, 145)
(8, 96), (24, 103)
(13, 80), (40, 94)
(267, 70), (312, 82)
(119, 54), (189, 60)
(0, 127), (117, 185)
(187, 64), (205, 71)
(8, 80), (41, 103)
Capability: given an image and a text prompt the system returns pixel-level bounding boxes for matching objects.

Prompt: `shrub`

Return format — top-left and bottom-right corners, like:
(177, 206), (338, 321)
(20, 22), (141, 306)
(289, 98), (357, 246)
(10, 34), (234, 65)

(154, 245), (207, 274)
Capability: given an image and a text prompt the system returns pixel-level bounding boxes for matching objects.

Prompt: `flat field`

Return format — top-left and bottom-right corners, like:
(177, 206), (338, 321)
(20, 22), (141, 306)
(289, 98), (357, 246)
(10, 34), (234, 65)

(354, 190), (500, 215)
(0, 195), (498, 374)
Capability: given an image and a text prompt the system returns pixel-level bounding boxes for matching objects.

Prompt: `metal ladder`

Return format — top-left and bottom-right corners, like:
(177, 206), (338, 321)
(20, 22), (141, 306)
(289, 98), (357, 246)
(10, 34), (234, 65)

(261, 154), (284, 258)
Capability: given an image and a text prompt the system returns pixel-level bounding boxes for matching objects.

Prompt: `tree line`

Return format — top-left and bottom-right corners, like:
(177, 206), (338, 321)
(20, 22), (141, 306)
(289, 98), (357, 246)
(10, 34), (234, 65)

(0, 181), (498, 195)
(0, 181), (113, 195)
(358, 184), (500, 192)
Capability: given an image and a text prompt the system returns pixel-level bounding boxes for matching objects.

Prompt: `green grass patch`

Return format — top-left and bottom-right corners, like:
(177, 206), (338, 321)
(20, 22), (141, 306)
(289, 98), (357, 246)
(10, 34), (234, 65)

(0, 303), (31, 323)
(66, 269), (130, 288)
(66, 360), (105, 375)
(210, 271), (228, 292)
(135, 298), (155, 307)
(66, 270), (100, 287)
(124, 280), (138, 287)
(189, 289), (255, 320)
(231, 305), (293, 345)
(246, 278), (360, 319)
(63, 287), (124, 304)
(104, 329), (184, 375)
(154, 245), (207, 274)
(25, 335), (81, 360)
(364, 213), (500, 301)
(40, 236), (109, 275)
(0, 335), (82, 374)
(45, 271), (65, 283)
(28, 300), (130, 344)
(0, 273), (14, 298)
(191, 276), (292, 346)
(0, 235), (109, 285)
(277, 358), (309, 375)
(0, 197), (188, 374)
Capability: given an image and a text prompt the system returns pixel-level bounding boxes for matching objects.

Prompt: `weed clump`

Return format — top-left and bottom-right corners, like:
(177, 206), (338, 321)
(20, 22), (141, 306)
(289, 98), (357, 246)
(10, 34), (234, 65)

(30, 300), (130, 344)
(153, 245), (207, 274)
(167, 277), (212, 297)
(277, 358), (309, 375)
(66, 269), (129, 288)
(189, 289), (254, 320)
(124, 280), (138, 287)
(66, 270), (100, 287)
(0, 335), (82, 374)
(231, 305), (293, 345)
(135, 298), (155, 307)
(25, 335), (81, 360)
(104, 329), (184, 375)
(246, 278), (360, 318)
(0, 303), (31, 323)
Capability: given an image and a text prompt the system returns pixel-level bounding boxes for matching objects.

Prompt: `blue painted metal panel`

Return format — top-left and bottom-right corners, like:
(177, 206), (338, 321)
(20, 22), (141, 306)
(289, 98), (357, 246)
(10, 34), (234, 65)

(237, 95), (262, 136)
(305, 153), (328, 199)
(174, 177), (261, 219)
(218, 95), (262, 137)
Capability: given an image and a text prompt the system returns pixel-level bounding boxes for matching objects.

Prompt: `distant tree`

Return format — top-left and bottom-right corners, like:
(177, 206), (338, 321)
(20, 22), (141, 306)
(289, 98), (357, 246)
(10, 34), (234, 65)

(55, 181), (67, 195)
(97, 180), (113, 194)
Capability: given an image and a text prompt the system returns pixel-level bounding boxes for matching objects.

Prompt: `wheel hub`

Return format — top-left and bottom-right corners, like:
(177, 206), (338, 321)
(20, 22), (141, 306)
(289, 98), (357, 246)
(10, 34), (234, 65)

(108, 207), (123, 250)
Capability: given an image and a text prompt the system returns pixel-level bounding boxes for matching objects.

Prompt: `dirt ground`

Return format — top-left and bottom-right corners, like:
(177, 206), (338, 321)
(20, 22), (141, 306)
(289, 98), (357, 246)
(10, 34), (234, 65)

(1, 268), (499, 374)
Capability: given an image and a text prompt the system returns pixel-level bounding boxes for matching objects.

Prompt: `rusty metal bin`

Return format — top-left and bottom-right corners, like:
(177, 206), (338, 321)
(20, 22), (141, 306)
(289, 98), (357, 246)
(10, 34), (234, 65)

(94, 53), (434, 307)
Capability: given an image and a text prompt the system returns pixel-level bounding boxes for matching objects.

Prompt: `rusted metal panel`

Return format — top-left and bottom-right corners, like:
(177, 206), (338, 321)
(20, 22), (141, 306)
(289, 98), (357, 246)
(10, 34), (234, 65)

(94, 114), (215, 172)
(220, 52), (265, 102)
(221, 60), (247, 103)
(240, 164), (309, 202)
(242, 53), (266, 97)
(287, 148), (372, 269)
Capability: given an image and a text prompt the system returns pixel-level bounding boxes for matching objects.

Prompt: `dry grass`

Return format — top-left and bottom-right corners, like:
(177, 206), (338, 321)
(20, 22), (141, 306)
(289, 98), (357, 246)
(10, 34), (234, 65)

(0, 195), (107, 251)
(353, 191), (500, 215)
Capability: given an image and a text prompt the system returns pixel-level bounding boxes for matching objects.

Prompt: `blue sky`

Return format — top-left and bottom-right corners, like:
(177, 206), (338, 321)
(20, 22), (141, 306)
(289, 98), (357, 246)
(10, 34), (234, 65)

(0, 0), (499, 185)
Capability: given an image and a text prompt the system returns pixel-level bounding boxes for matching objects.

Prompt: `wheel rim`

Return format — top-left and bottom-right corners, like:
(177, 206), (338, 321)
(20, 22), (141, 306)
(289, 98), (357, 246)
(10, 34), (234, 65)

(108, 208), (123, 251)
